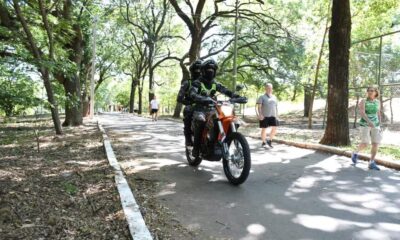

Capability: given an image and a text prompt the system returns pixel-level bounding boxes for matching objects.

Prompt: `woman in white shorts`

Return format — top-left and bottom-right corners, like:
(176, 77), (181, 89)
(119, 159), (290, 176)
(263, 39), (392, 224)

(351, 86), (382, 170)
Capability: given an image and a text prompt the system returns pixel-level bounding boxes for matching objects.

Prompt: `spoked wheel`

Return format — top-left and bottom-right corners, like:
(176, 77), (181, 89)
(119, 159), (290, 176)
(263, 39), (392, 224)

(185, 136), (202, 166)
(223, 132), (251, 185)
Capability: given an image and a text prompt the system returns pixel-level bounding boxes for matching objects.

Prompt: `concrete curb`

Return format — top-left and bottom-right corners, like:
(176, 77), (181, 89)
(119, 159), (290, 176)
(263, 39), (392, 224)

(245, 132), (400, 171)
(97, 121), (153, 240)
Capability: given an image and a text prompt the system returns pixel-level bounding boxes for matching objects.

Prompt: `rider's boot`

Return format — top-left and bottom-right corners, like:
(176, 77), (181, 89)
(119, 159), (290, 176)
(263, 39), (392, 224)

(192, 117), (205, 159)
(185, 134), (193, 146)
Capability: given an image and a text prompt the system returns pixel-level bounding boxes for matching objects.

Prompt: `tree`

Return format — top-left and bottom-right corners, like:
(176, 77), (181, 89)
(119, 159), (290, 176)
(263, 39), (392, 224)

(2, 0), (63, 134)
(52, 0), (85, 127)
(320, 0), (352, 146)
(0, 65), (40, 117)
(169, 0), (276, 117)
(169, 0), (222, 117)
(115, 11), (149, 114)
(120, 34), (149, 114)
(121, 0), (179, 105)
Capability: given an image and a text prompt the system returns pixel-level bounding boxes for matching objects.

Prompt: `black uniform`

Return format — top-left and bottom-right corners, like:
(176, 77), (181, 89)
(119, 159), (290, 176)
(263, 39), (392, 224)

(189, 77), (239, 157)
(177, 79), (195, 145)
(176, 60), (202, 146)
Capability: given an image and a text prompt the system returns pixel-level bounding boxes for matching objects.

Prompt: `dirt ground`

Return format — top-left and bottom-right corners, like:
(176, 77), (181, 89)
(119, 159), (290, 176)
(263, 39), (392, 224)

(109, 137), (198, 240)
(0, 118), (130, 239)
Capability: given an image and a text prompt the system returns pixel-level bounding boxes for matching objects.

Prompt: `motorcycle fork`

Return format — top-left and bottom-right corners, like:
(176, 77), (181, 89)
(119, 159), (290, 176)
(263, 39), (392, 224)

(218, 119), (237, 160)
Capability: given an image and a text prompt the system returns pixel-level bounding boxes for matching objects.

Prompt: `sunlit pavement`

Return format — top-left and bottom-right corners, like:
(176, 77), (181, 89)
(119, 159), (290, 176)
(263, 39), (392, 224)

(99, 113), (400, 240)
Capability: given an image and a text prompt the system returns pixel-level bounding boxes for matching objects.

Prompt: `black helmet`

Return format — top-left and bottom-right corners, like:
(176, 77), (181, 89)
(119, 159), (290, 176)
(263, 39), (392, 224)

(189, 59), (202, 72)
(201, 59), (218, 81)
(201, 59), (218, 72)
(189, 59), (202, 80)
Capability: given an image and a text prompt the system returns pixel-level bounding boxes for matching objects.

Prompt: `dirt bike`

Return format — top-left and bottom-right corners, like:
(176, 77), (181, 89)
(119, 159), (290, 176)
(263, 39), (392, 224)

(185, 96), (251, 185)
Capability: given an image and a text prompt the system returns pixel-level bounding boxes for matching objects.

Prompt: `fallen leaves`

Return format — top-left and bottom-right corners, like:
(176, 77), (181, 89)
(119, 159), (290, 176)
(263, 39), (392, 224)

(0, 120), (130, 239)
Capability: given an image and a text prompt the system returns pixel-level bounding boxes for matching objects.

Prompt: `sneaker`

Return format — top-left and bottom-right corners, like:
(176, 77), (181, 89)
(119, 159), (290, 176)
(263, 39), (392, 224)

(261, 142), (267, 148)
(368, 161), (380, 171)
(267, 140), (273, 148)
(351, 152), (358, 165)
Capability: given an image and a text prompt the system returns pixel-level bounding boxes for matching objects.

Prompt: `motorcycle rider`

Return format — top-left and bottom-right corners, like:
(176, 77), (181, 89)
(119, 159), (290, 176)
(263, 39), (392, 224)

(189, 59), (243, 159)
(176, 59), (203, 146)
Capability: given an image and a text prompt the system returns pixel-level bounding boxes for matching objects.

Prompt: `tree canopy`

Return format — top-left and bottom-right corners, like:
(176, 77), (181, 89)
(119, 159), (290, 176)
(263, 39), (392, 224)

(1, 0), (400, 144)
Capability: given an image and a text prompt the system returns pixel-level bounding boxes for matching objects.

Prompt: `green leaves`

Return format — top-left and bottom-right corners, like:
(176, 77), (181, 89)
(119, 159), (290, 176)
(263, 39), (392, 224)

(0, 65), (40, 116)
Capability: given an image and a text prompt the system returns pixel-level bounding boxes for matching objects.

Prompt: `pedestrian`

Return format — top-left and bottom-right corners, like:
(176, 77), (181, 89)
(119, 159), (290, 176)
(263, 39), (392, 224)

(257, 83), (279, 148)
(149, 95), (160, 121)
(351, 86), (382, 170)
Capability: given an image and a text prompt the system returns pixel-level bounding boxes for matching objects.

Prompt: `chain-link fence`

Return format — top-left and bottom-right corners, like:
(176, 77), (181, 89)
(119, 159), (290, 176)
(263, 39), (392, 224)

(349, 30), (400, 131)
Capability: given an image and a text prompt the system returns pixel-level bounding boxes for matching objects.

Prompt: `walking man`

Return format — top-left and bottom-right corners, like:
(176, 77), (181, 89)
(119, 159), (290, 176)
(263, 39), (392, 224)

(149, 95), (160, 121)
(257, 83), (279, 148)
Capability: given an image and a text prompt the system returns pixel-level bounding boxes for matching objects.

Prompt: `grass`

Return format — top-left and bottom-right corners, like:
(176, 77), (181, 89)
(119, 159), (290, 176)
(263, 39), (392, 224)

(62, 181), (78, 195)
(344, 145), (400, 160)
(282, 134), (400, 161)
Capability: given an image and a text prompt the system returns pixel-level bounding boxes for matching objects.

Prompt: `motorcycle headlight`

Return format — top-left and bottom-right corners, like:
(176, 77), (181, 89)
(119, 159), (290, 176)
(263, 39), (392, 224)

(221, 104), (234, 117)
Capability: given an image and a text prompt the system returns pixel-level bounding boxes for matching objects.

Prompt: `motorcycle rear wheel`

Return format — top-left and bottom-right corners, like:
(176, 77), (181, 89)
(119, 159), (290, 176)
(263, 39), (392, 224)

(223, 132), (251, 185)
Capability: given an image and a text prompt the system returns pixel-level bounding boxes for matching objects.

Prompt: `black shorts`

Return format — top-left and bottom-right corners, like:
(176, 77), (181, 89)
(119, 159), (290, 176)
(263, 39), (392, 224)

(259, 117), (279, 128)
(151, 109), (158, 114)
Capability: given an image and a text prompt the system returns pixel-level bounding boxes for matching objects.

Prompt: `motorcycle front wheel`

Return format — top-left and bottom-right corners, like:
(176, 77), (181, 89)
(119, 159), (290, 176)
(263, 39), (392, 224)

(185, 145), (202, 166)
(223, 132), (251, 185)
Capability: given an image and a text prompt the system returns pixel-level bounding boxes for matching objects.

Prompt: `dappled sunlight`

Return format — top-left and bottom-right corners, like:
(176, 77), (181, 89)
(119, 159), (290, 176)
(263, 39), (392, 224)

(388, 175), (400, 181)
(247, 223), (266, 235)
(305, 155), (344, 173)
(353, 229), (392, 240)
(264, 204), (293, 215)
(328, 203), (374, 216)
(292, 214), (372, 232)
(0, 169), (25, 182)
(279, 153), (400, 238)
(156, 182), (176, 197)
(84, 182), (110, 196)
(208, 172), (227, 182)
(239, 223), (267, 240)
(120, 157), (182, 172)
(100, 114), (400, 239)
(65, 159), (105, 166)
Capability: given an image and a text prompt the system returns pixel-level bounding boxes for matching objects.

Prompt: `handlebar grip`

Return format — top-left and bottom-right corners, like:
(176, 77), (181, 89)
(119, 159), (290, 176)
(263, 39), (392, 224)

(231, 97), (248, 104)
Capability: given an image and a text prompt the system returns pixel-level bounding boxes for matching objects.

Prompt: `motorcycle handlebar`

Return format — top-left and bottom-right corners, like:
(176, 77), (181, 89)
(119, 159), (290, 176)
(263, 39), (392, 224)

(199, 96), (248, 105)
(230, 97), (248, 104)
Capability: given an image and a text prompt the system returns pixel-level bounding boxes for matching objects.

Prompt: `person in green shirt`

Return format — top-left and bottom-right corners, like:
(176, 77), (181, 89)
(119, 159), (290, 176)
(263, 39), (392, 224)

(351, 86), (382, 170)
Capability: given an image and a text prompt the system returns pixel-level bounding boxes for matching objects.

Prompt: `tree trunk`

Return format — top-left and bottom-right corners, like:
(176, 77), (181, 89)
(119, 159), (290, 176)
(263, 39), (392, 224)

(320, 0), (351, 146)
(304, 84), (312, 117)
(308, 1), (330, 129)
(61, 22), (83, 126)
(82, 100), (90, 117)
(130, 78), (137, 113)
(390, 96), (393, 124)
(5, 105), (13, 117)
(148, 43), (155, 103)
(291, 87), (297, 102)
(189, 35), (202, 63)
(62, 75), (83, 126)
(138, 86), (143, 115)
(43, 71), (63, 134)
(12, 0), (62, 134)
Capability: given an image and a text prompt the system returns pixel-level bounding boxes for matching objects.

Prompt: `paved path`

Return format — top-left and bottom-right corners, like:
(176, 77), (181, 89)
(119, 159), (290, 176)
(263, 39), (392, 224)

(100, 113), (400, 240)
